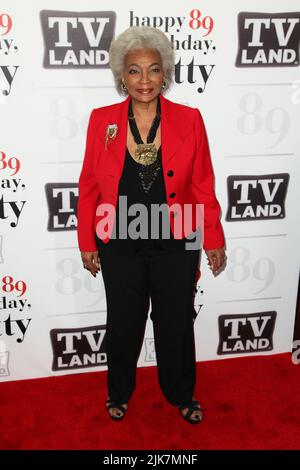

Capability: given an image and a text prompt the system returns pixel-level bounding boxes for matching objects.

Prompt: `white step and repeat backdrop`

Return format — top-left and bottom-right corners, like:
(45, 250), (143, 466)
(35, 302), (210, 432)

(0, 0), (299, 382)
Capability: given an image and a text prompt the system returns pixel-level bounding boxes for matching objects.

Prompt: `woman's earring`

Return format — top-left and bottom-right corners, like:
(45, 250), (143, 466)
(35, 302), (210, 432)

(122, 81), (127, 92)
(161, 80), (166, 90)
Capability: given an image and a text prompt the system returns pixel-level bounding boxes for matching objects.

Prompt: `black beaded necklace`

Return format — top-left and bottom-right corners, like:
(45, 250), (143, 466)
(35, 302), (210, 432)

(127, 96), (162, 194)
(128, 96), (161, 165)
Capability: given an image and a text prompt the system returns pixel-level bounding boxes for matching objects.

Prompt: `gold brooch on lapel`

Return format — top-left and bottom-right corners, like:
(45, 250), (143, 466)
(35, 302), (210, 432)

(105, 124), (118, 150)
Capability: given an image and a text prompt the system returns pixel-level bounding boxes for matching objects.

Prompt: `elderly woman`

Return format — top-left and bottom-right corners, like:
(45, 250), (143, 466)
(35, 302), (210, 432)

(77, 26), (226, 424)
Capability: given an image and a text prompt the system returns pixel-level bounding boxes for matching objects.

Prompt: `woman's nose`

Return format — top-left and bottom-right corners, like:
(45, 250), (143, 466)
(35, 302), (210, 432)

(140, 72), (151, 83)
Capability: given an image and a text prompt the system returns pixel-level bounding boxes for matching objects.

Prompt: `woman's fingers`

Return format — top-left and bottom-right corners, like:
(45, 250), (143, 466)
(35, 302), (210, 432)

(92, 252), (100, 269)
(81, 251), (101, 277)
(215, 250), (224, 270)
(206, 247), (226, 274)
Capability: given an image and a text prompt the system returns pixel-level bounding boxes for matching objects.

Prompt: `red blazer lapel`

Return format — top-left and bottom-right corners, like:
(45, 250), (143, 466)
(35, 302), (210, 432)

(160, 94), (194, 167)
(97, 94), (194, 177)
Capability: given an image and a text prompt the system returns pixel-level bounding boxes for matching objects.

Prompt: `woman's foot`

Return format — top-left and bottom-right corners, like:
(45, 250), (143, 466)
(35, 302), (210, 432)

(106, 397), (128, 420)
(179, 396), (203, 424)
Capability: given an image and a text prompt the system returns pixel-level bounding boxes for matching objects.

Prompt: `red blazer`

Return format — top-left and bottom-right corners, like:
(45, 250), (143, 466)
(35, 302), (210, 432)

(77, 94), (225, 255)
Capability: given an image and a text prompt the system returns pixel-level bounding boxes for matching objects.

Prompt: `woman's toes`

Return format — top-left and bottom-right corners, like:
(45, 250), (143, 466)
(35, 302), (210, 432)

(115, 409), (123, 418)
(192, 409), (203, 421)
(191, 411), (201, 421)
(109, 407), (123, 418)
(108, 402), (128, 418)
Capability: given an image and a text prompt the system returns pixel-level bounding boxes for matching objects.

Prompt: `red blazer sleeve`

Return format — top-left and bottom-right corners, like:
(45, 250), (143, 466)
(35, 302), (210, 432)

(191, 108), (225, 250)
(77, 109), (100, 252)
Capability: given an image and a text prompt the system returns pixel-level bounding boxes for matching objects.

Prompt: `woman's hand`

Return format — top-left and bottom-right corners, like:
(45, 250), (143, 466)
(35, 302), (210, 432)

(81, 251), (100, 277)
(205, 246), (226, 275)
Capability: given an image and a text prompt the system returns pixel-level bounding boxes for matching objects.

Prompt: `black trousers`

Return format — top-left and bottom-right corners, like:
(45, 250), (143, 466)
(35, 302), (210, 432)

(98, 246), (201, 407)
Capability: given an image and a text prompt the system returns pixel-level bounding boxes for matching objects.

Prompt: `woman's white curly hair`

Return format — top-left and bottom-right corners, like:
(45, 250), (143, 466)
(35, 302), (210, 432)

(108, 26), (175, 96)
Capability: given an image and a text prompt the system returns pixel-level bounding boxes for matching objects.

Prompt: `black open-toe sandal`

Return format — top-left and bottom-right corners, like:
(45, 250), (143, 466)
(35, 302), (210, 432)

(179, 400), (203, 424)
(106, 399), (128, 421)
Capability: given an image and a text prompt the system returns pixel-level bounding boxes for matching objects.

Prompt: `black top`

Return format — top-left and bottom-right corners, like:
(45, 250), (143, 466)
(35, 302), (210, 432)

(95, 145), (194, 255)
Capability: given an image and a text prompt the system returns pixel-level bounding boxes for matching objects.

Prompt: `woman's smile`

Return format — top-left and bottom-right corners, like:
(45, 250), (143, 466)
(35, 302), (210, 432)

(136, 88), (154, 95)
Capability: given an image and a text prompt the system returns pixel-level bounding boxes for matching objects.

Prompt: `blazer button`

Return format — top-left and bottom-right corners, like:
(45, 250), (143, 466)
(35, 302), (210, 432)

(167, 170), (174, 177)
(170, 192), (176, 198)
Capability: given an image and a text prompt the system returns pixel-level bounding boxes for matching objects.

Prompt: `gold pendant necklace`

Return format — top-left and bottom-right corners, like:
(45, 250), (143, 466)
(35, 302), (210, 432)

(128, 97), (160, 166)
(134, 143), (157, 165)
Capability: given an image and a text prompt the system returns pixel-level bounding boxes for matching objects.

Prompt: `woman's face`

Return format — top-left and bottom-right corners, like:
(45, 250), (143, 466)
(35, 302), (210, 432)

(122, 48), (165, 103)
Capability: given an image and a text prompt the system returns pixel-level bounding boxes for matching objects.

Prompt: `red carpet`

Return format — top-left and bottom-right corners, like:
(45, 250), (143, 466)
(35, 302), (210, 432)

(0, 353), (299, 450)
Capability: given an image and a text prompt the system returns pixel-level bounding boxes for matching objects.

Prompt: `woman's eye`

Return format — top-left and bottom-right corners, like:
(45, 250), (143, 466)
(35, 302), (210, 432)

(129, 69), (138, 74)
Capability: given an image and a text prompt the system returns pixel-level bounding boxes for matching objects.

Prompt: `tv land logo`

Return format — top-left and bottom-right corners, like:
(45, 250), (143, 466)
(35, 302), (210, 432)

(50, 325), (107, 371)
(45, 183), (78, 231)
(218, 311), (276, 355)
(40, 10), (116, 68)
(226, 174), (289, 222)
(236, 12), (300, 67)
